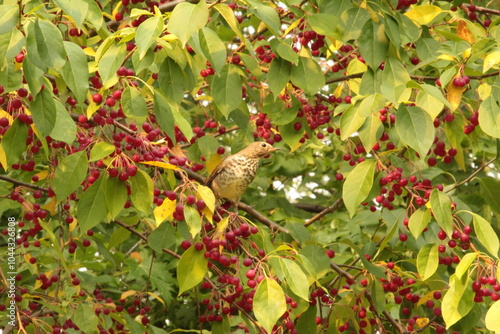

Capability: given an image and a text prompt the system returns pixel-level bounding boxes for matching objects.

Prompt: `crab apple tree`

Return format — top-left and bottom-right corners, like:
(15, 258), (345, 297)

(1, 0), (500, 333)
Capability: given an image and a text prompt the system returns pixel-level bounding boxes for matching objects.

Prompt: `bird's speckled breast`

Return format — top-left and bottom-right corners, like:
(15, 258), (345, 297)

(214, 156), (259, 199)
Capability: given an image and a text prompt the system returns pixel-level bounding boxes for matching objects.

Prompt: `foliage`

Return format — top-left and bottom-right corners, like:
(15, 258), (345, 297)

(1, 0), (500, 333)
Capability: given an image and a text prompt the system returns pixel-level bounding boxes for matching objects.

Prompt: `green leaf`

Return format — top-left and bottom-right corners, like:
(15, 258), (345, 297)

(2, 119), (28, 167)
(395, 104), (434, 158)
(77, 176), (108, 231)
(30, 88), (57, 137)
(358, 20), (389, 69)
(148, 221), (176, 253)
(89, 142), (116, 162)
(105, 177), (127, 220)
(0, 5), (18, 35)
(238, 53), (262, 79)
(53, 0), (89, 29)
(455, 252), (477, 279)
(108, 226), (131, 250)
(253, 278), (287, 333)
(417, 244), (438, 280)
(269, 38), (298, 64)
(408, 207), (431, 239)
(211, 64), (242, 118)
(358, 94), (386, 117)
(129, 169), (154, 214)
(380, 58), (410, 104)
(430, 189), (453, 238)
(23, 57), (45, 99)
(342, 159), (376, 218)
(246, 0), (281, 35)
(295, 306), (317, 334)
(268, 58), (291, 98)
(370, 279), (386, 313)
(53, 151), (89, 202)
(0, 62), (22, 92)
(136, 15), (163, 59)
(121, 85), (148, 122)
(308, 13), (341, 40)
(472, 213), (500, 257)
(340, 103), (366, 140)
(280, 258), (310, 301)
(81, 0), (104, 31)
(280, 120), (303, 150)
(358, 114), (383, 153)
(478, 96), (500, 139)
(98, 42), (126, 85)
(341, 7), (370, 41)
(0, 29), (25, 71)
(184, 205), (202, 238)
(171, 105), (193, 142)
(478, 177), (500, 214)
(299, 245), (330, 281)
(61, 41), (89, 104)
(167, 0), (208, 46)
(199, 27), (227, 75)
(50, 100), (77, 144)
(177, 245), (208, 295)
(442, 274), (474, 328)
(290, 56), (325, 95)
(26, 19), (67, 70)
(158, 57), (187, 105)
(486, 300), (500, 333)
(73, 303), (99, 333)
(153, 90), (176, 143)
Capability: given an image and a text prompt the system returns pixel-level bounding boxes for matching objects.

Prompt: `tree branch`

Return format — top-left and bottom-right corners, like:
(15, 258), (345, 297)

(304, 197), (343, 227)
(0, 175), (49, 192)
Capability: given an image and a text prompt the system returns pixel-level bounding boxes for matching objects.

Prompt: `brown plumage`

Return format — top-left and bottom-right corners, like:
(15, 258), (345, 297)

(205, 142), (279, 207)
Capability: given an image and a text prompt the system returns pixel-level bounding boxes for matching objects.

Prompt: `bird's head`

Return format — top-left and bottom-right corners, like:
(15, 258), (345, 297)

(239, 141), (280, 159)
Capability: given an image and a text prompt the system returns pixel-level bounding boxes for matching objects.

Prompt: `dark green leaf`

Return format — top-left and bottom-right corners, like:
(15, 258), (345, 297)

(121, 86), (148, 122)
(129, 169), (154, 214)
(478, 177), (500, 214)
(290, 56), (325, 95)
(153, 90), (176, 143)
(53, 150), (89, 202)
(268, 58), (291, 98)
(211, 64), (242, 118)
(77, 176), (108, 231)
(2, 119), (28, 167)
(26, 19), (67, 70)
(158, 57), (187, 105)
(61, 41), (89, 104)
(395, 104), (434, 158)
(148, 221), (176, 253)
(30, 88), (57, 137)
(359, 20), (389, 69)
(105, 177), (127, 220)
(50, 100), (77, 144)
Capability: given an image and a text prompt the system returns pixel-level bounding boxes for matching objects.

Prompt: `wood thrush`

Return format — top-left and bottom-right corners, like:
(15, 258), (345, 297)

(205, 142), (279, 207)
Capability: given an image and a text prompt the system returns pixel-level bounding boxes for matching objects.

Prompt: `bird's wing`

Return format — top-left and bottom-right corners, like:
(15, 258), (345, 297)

(205, 158), (226, 187)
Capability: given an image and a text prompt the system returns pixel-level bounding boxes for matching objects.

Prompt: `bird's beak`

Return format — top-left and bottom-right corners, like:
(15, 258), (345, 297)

(271, 147), (280, 152)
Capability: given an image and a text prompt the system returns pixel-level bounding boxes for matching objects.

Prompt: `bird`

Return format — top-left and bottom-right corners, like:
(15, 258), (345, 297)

(205, 141), (279, 209)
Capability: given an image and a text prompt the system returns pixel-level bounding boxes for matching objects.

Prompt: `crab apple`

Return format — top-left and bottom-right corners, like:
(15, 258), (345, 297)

(92, 93), (103, 104)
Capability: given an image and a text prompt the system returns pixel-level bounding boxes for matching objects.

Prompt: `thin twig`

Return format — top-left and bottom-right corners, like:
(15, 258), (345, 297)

(0, 175), (49, 192)
(304, 197), (343, 227)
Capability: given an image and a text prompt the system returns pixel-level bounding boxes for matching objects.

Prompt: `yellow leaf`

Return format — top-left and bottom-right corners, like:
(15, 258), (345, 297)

(416, 317), (429, 328)
(197, 184), (216, 218)
(206, 154), (223, 174)
(34, 170), (49, 181)
(120, 290), (137, 300)
(141, 160), (181, 170)
(153, 198), (176, 226)
(213, 217), (229, 240)
(478, 83), (492, 100)
(446, 75), (466, 111)
(146, 292), (165, 306)
(130, 252), (143, 263)
(457, 20), (475, 44)
(405, 5), (443, 26)
(437, 54), (457, 61)
(83, 47), (96, 57)
(43, 197), (57, 216)
(0, 144), (8, 171)
(486, 300), (500, 333)
(484, 51), (500, 73)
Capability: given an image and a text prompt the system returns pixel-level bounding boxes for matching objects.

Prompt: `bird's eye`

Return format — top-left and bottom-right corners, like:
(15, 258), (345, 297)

(260, 143), (267, 147)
